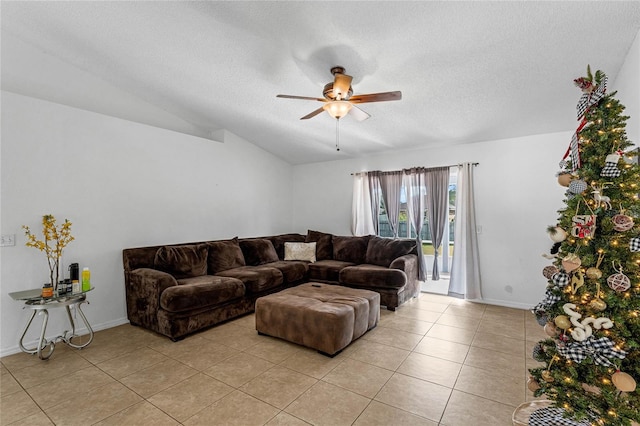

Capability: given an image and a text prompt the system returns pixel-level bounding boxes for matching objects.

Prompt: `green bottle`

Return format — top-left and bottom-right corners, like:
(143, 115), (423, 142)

(82, 267), (91, 292)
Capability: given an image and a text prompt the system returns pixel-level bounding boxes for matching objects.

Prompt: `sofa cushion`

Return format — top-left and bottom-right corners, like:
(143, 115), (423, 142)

(306, 230), (333, 261)
(215, 266), (283, 293)
(365, 236), (417, 267)
(284, 242), (316, 263)
(340, 264), (408, 289)
(263, 261), (309, 284)
(332, 235), (370, 264)
(308, 259), (356, 283)
(123, 246), (163, 271)
(154, 244), (208, 278)
(160, 276), (245, 312)
(207, 238), (246, 274)
(268, 233), (306, 260)
(239, 239), (279, 265)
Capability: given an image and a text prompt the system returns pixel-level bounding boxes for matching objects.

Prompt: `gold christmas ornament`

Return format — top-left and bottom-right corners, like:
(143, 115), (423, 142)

(586, 252), (605, 280)
(612, 371), (637, 392)
(542, 370), (554, 383)
(589, 298), (607, 312)
(562, 253), (582, 272)
(586, 267), (603, 280)
(554, 315), (572, 330)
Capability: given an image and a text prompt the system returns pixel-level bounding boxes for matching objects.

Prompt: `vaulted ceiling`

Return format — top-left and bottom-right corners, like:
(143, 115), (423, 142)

(2, 1), (640, 164)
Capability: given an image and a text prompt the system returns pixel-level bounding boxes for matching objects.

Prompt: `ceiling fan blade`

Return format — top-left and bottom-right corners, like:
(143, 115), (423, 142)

(300, 107), (325, 120)
(348, 105), (370, 121)
(333, 73), (353, 99)
(349, 91), (402, 103)
(277, 94), (326, 102)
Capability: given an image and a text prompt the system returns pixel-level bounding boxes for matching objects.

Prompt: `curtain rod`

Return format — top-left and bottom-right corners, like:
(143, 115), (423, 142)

(350, 162), (479, 176)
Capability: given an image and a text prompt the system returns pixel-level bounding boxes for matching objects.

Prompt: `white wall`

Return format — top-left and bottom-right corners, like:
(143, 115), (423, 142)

(613, 28), (640, 148)
(0, 91), (294, 356)
(292, 134), (569, 309)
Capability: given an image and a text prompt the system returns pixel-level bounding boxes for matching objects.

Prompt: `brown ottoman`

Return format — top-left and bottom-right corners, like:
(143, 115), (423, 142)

(255, 283), (380, 356)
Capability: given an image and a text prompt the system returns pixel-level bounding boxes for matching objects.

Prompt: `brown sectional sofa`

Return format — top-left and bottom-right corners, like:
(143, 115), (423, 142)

(122, 231), (419, 340)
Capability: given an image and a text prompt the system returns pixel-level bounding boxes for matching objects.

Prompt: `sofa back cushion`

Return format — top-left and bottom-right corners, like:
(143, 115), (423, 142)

(123, 245), (163, 272)
(239, 239), (279, 265)
(207, 237), (246, 274)
(332, 235), (370, 264)
(365, 236), (417, 267)
(154, 244), (209, 278)
(306, 230), (333, 260)
(268, 233), (306, 260)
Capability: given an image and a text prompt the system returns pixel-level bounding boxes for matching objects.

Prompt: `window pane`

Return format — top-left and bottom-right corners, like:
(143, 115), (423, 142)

(378, 209), (393, 237)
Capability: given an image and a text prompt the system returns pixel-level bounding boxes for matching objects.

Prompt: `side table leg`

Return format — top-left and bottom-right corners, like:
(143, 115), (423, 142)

(18, 309), (55, 359)
(64, 305), (76, 336)
(18, 310), (38, 355)
(36, 309), (55, 360)
(64, 301), (93, 349)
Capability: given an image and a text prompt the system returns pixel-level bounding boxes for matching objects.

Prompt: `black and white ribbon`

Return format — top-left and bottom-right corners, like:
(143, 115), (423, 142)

(600, 162), (621, 178)
(630, 237), (640, 252)
(557, 336), (627, 367)
(570, 132), (581, 171)
(552, 271), (570, 287)
(576, 75), (608, 119)
(529, 407), (592, 426)
(532, 287), (562, 315)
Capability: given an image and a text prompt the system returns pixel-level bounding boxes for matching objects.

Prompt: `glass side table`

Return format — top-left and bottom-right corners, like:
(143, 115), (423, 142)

(9, 288), (94, 360)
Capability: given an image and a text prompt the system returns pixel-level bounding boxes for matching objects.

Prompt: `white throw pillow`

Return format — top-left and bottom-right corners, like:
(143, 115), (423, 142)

(284, 242), (316, 263)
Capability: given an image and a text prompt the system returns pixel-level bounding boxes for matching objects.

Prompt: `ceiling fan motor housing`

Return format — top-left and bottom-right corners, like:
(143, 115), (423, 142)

(323, 83), (353, 101)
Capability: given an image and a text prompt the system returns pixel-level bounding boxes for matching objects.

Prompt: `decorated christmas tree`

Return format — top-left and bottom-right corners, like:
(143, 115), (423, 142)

(529, 66), (640, 426)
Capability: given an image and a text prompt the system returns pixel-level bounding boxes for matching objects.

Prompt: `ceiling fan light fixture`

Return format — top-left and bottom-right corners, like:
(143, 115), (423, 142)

(323, 100), (352, 119)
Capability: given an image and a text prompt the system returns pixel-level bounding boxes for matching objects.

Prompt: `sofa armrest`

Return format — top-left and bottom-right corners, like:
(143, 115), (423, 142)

(389, 254), (417, 272)
(390, 254), (418, 281)
(389, 254), (419, 298)
(125, 268), (178, 329)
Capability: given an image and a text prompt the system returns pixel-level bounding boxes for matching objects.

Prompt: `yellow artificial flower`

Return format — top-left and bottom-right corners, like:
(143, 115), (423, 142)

(23, 215), (74, 289)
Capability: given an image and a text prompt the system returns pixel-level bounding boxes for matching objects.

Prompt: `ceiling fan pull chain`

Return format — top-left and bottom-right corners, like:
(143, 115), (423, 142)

(336, 118), (340, 151)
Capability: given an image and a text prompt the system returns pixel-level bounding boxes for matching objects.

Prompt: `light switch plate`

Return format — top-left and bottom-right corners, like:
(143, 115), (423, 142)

(1, 234), (16, 247)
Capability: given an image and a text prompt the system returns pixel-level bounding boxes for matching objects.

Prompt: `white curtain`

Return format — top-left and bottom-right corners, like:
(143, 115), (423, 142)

(449, 163), (482, 299)
(425, 166), (450, 281)
(403, 168), (428, 281)
(351, 173), (375, 236)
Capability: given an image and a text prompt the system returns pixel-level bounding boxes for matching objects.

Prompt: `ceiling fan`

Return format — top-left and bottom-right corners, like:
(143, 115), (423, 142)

(277, 66), (402, 121)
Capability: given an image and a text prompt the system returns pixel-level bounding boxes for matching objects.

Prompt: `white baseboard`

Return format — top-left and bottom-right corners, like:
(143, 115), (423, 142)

(476, 298), (534, 311)
(0, 317), (130, 358)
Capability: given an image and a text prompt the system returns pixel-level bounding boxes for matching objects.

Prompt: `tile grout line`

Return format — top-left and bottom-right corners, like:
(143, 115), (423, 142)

(2, 294), (535, 425)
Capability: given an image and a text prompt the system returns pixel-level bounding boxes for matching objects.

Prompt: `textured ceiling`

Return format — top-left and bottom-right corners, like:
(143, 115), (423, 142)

(2, 1), (640, 165)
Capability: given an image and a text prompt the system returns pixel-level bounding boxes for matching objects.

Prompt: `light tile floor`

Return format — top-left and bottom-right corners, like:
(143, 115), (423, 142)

(0, 293), (547, 425)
